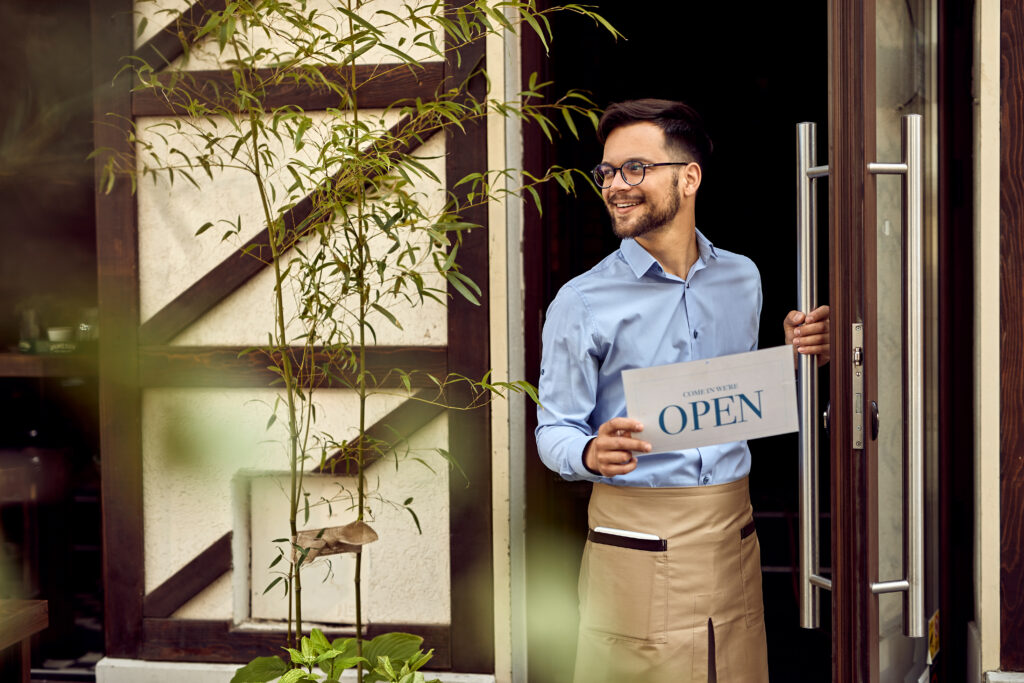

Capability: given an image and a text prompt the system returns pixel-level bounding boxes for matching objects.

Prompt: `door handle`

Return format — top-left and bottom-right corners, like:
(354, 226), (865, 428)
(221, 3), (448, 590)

(796, 122), (831, 630)
(866, 114), (925, 639)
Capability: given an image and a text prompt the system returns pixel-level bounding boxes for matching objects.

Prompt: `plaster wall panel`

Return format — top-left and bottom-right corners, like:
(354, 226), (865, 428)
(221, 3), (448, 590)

(173, 573), (233, 619)
(134, 0), (444, 72)
(142, 386), (445, 620)
(248, 412), (451, 624)
(136, 112), (448, 346)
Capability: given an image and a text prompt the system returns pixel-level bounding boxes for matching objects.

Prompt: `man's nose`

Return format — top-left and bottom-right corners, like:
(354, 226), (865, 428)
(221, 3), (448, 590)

(607, 167), (631, 191)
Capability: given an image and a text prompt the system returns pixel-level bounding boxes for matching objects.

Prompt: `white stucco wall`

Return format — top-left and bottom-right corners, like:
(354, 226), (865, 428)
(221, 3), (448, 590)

(135, 0), (443, 71)
(973, 0), (1001, 676)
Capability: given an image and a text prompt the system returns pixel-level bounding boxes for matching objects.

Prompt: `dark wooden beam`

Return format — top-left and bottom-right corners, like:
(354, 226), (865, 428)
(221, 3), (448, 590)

(1000, 0), (1024, 670)
(140, 618), (450, 668)
(132, 63), (444, 116)
(92, 0), (145, 659)
(444, 1), (493, 673)
(137, 114), (430, 346)
(143, 532), (232, 618)
(138, 345), (447, 388)
(319, 390), (445, 474)
(133, 0), (229, 69)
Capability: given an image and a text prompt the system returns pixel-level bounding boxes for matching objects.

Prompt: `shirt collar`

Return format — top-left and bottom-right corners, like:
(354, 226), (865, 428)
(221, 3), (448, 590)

(619, 228), (719, 279)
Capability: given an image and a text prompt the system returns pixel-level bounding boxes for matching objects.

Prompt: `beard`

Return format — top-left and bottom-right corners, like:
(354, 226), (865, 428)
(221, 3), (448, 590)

(606, 173), (682, 239)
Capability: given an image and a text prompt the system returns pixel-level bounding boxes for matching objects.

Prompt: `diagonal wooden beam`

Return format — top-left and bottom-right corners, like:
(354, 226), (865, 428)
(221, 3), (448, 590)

(132, 62), (444, 116)
(143, 532), (232, 618)
(318, 389), (445, 475)
(133, 0), (229, 70)
(137, 113), (443, 346)
(138, 345), (447, 388)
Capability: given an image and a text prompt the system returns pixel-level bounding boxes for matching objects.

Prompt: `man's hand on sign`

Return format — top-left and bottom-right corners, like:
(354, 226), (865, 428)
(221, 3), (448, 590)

(784, 305), (831, 367)
(584, 417), (651, 477)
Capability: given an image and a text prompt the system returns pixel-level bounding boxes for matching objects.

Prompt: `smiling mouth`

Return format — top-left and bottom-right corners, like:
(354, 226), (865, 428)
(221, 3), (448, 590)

(610, 196), (643, 209)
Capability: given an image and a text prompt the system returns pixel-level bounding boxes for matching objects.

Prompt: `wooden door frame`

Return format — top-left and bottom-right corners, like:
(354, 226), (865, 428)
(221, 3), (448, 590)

(828, 0), (878, 680)
(1000, 0), (1024, 671)
(90, 0), (494, 671)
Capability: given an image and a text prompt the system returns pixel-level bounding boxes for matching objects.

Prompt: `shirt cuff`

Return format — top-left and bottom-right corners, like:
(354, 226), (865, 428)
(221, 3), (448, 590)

(571, 436), (602, 479)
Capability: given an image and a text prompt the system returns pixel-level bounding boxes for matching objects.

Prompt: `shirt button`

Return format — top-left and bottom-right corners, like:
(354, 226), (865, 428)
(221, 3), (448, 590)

(693, 330), (699, 339)
(701, 475), (711, 485)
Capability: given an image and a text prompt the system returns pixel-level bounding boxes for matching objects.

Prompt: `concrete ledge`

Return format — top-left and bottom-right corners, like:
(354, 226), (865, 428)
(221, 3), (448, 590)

(96, 658), (496, 683)
(986, 673), (1024, 682)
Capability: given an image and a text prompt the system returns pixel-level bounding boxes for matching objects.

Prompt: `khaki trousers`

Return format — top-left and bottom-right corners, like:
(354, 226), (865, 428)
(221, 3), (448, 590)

(573, 477), (769, 683)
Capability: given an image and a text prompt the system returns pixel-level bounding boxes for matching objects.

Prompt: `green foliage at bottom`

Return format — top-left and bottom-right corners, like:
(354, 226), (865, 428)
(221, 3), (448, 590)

(231, 630), (441, 683)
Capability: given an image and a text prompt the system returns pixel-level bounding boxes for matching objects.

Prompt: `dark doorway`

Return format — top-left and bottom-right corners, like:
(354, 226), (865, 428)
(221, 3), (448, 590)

(522, 3), (832, 681)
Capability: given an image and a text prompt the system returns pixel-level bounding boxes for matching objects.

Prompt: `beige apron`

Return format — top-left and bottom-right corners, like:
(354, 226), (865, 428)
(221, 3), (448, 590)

(574, 477), (769, 683)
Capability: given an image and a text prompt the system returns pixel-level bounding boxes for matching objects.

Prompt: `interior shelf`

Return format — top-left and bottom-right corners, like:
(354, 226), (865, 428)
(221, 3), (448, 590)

(0, 353), (96, 379)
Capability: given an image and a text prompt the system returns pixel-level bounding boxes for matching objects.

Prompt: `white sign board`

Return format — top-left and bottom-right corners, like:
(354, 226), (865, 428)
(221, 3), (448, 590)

(622, 345), (798, 454)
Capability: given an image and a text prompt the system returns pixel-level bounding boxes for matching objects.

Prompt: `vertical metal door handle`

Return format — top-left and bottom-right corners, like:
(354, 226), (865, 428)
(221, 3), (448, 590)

(867, 114), (925, 638)
(796, 122), (831, 630)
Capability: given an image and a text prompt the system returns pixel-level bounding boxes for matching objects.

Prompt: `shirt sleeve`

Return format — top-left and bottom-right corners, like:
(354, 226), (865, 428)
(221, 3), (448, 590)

(534, 286), (605, 481)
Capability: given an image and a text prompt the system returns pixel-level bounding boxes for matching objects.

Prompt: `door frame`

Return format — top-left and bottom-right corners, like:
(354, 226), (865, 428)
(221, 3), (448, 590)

(828, 0), (878, 680)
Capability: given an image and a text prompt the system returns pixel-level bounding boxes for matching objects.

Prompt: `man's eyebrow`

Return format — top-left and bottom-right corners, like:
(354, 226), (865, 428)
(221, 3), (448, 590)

(601, 156), (654, 164)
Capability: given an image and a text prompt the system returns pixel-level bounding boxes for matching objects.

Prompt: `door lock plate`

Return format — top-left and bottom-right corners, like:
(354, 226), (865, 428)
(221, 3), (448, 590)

(852, 323), (864, 449)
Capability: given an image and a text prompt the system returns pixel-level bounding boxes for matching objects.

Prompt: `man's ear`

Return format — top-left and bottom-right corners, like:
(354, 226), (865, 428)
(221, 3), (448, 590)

(681, 163), (702, 197)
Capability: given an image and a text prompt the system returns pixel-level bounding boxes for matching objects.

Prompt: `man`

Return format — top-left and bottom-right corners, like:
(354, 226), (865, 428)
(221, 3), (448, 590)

(535, 99), (829, 682)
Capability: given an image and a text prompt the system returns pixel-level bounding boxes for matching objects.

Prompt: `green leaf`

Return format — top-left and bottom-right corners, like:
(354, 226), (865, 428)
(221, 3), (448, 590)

(280, 669), (313, 683)
(363, 633), (423, 669)
(195, 221), (214, 236)
(310, 628), (331, 653)
(404, 505), (422, 535)
(521, 12), (549, 52)
(229, 656), (289, 683)
(331, 637), (358, 657)
(301, 636), (314, 660)
(444, 270), (481, 306)
(371, 303), (403, 330)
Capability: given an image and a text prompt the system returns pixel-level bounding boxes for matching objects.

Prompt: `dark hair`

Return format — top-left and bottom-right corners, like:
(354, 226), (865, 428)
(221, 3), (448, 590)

(597, 99), (713, 169)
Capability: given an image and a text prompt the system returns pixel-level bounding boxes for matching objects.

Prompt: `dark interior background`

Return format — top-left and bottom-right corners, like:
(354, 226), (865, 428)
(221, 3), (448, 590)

(0, 2), (103, 679)
(523, 3), (833, 681)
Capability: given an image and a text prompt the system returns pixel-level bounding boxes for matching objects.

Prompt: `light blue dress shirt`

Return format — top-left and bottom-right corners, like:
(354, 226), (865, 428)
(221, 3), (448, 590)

(535, 230), (763, 487)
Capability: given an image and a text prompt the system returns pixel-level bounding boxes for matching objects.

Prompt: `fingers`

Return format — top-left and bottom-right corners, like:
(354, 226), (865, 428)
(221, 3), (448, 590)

(587, 418), (650, 477)
(783, 310), (804, 343)
(598, 417), (645, 435)
(788, 307), (830, 343)
(787, 305), (831, 366)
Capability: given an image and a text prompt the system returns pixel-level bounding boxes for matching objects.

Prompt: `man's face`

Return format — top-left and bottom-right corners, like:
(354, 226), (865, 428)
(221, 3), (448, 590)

(600, 122), (685, 239)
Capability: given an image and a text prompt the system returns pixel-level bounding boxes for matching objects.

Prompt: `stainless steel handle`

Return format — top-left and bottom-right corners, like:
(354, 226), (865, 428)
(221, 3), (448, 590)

(867, 113), (925, 638)
(796, 122), (831, 630)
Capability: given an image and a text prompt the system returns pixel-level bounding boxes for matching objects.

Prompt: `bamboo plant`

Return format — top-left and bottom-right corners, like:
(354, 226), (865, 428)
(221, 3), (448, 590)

(97, 1), (617, 681)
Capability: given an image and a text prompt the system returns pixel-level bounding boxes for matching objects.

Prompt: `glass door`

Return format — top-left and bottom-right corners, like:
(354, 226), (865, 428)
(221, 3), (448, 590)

(872, 0), (938, 680)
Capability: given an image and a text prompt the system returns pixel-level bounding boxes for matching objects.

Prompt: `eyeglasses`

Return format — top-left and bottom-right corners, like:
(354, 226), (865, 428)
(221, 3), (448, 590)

(591, 160), (693, 188)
